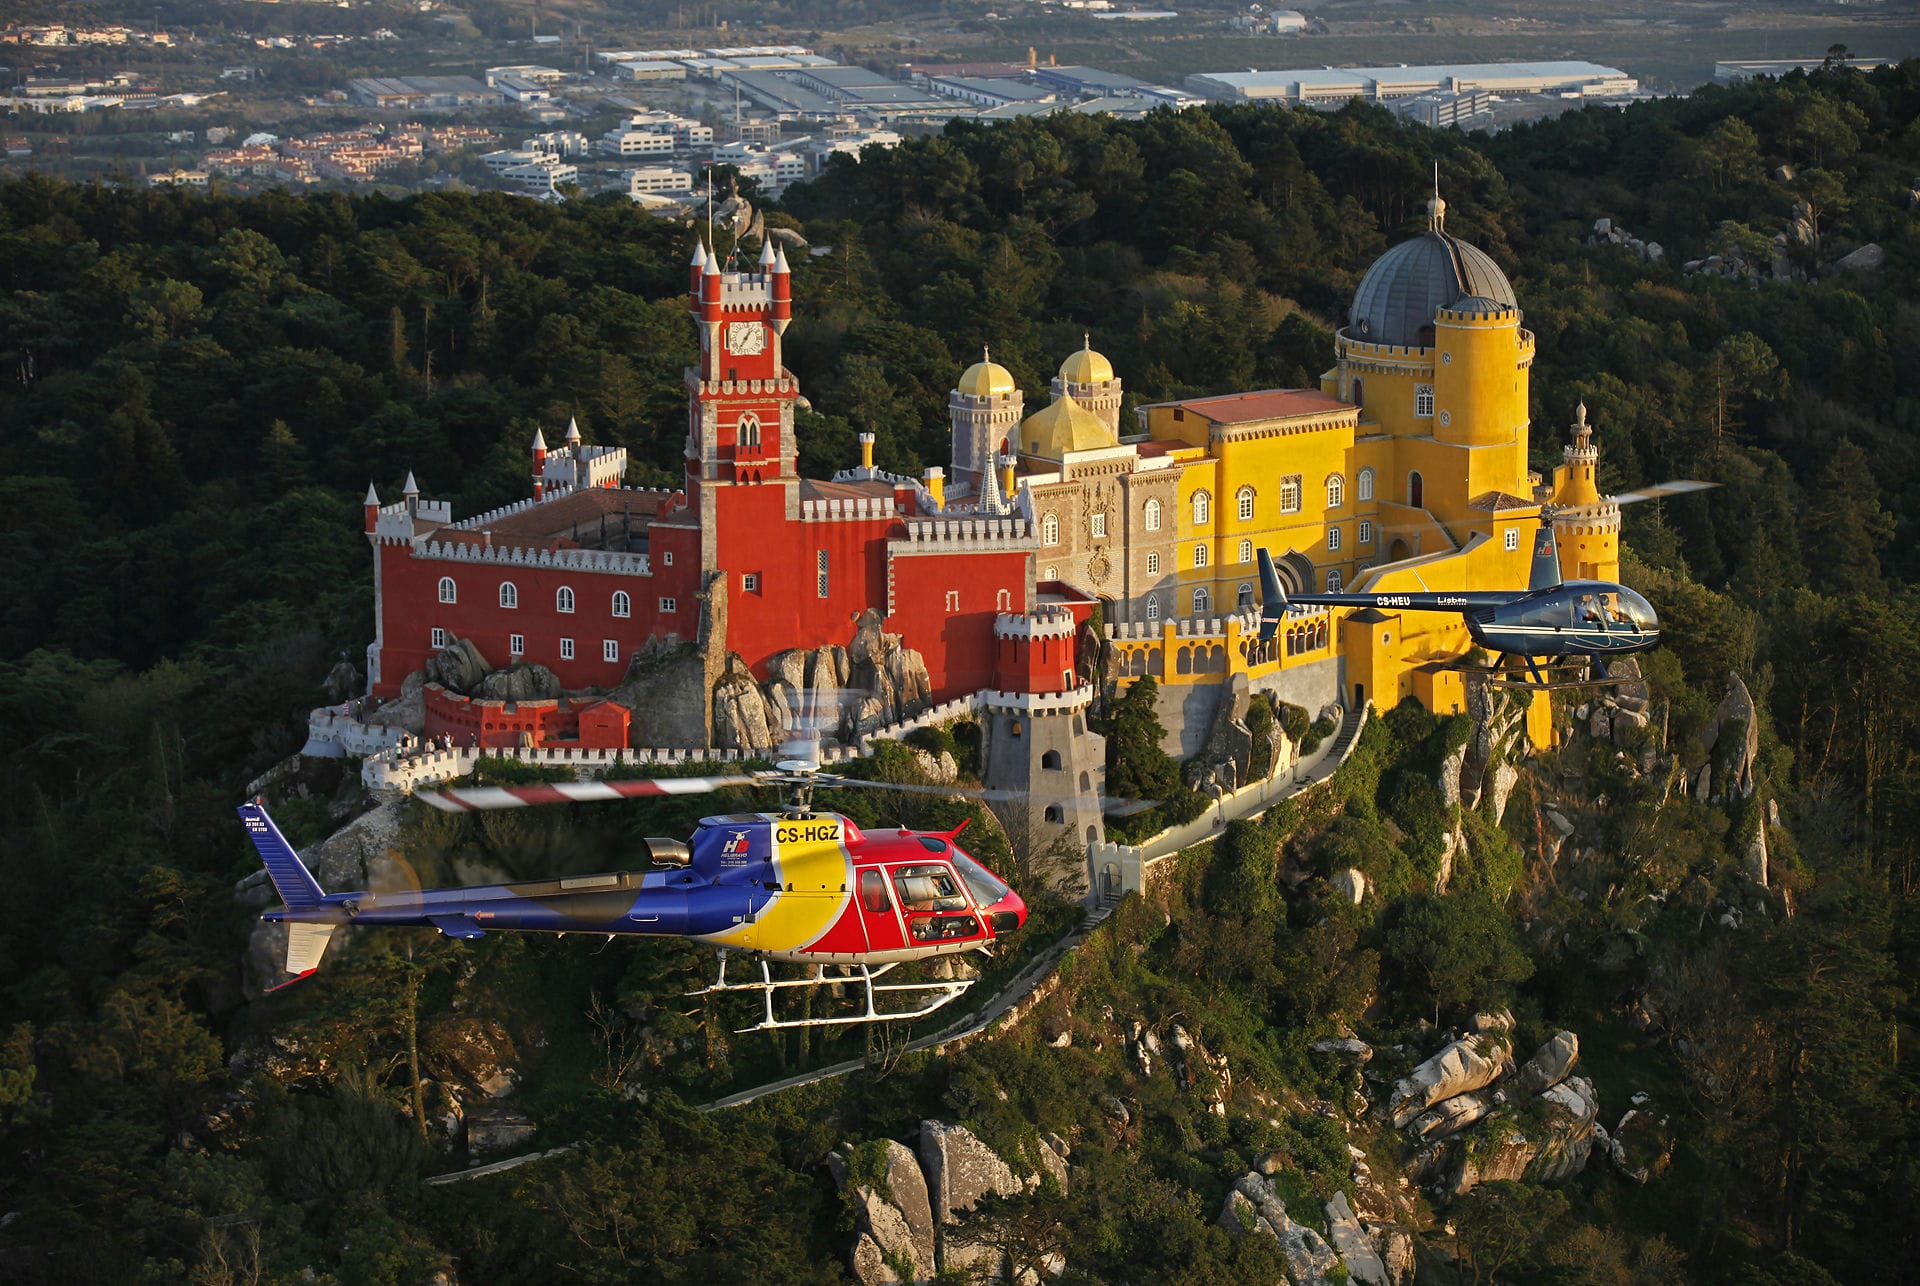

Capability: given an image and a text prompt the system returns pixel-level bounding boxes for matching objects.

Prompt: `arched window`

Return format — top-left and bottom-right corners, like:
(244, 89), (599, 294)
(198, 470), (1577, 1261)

(1236, 486), (1255, 522)
(556, 586), (575, 614)
(1237, 582), (1254, 609)
(1409, 471), (1424, 509)
(1358, 467), (1375, 501)
(1328, 527), (1342, 552)
(1192, 586), (1210, 615)
(1041, 513), (1059, 546)
(1044, 804), (1064, 823)
(1192, 490), (1211, 525)
(1041, 749), (1062, 770)
(1327, 570), (1344, 592)
(1144, 498), (1162, 531)
(1278, 476), (1301, 514)
(1045, 565), (1058, 581)
(437, 576), (456, 604)
(1193, 544), (1209, 569)
(1326, 474), (1344, 509)
(737, 413), (761, 449)
(1145, 596), (1160, 621)
(1238, 539), (1252, 564)
(1145, 552), (1161, 576)
(612, 591), (631, 618)
(499, 581), (518, 609)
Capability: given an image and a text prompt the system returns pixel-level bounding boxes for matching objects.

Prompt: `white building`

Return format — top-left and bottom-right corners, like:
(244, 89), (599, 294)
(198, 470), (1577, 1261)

(496, 75), (552, 104)
(1186, 60), (1637, 104)
(598, 128), (675, 158)
(481, 148), (549, 174)
(524, 130), (592, 158)
(501, 160), (577, 194)
(627, 166), (694, 194)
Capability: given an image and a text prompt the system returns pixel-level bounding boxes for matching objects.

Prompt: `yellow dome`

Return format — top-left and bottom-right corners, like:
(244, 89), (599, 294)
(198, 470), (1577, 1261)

(1020, 393), (1113, 459)
(1058, 335), (1113, 385)
(956, 347), (1017, 398)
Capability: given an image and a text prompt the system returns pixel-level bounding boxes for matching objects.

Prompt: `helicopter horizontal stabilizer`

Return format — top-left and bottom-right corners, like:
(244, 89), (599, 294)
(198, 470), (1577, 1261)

(283, 922), (336, 976)
(238, 802), (325, 911)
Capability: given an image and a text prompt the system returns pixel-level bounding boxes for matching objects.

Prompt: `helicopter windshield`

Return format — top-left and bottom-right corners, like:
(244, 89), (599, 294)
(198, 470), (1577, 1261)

(1613, 587), (1657, 631)
(948, 848), (1011, 909)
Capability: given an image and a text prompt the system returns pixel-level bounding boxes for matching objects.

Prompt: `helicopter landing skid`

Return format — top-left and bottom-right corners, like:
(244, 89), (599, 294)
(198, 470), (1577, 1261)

(690, 952), (974, 1033)
(1444, 655), (1630, 691)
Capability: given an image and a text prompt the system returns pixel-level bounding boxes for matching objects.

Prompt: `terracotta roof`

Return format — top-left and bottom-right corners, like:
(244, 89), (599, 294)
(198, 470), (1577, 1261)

(1168, 389), (1353, 425)
(800, 478), (898, 502)
(1467, 490), (1537, 512)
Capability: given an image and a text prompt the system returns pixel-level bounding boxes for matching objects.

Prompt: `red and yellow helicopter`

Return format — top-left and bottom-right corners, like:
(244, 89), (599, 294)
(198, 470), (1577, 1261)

(240, 756), (1032, 1032)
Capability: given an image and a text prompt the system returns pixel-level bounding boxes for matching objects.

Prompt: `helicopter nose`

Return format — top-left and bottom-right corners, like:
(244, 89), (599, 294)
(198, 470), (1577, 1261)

(985, 888), (1026, 936)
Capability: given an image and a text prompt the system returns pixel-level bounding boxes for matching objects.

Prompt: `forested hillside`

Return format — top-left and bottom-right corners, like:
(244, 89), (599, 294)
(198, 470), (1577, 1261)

(1, 60), (1917, 1283)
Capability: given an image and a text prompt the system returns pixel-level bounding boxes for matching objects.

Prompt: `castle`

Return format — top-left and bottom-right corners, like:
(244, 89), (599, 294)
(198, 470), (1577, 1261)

(363, 193), (1620, 840)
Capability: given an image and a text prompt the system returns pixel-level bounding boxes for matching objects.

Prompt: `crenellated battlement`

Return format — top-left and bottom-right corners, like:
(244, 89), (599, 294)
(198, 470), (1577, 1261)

(416, 539), (654, 574)
(799, 495), (901, 523)
(895, 516), (1033, 550)
(994, 606), (1078, 641)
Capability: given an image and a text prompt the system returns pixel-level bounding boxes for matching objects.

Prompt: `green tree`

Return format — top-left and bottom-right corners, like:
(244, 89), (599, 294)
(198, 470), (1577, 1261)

(1380, 894), (1533, 1022)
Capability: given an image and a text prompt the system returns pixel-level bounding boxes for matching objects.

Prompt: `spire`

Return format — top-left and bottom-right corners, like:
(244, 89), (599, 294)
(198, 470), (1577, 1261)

(532, 427), (548, 452)
(759, 238), (777, 268)
(364, 481), (380, 505)
(1427, 160), (1446, 233)
(402, 470), (418, 496)
(566, 416), (582, 444)
(982, 344), (991, 366)
(772, 243), (790, 274)
(1083, 332), (1091, 353)
(702, 250), (719, 276)
(978, 452), (1005, 514)
(1572, 401), (1593, 449)
(690, 240), (708, 269)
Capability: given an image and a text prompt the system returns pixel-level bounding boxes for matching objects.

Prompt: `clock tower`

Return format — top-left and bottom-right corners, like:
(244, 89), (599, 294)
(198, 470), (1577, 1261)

(684, 238), (799, 501)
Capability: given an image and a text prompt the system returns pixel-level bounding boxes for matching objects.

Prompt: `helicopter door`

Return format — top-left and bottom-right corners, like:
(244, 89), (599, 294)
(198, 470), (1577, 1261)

(855, 868), (907, 952)
(893, 864), (985, 946)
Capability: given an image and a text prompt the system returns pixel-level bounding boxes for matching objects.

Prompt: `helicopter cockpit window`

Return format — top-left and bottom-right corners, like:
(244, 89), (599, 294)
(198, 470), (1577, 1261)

(1615, 588), (1657, 630)
(858, 869), (891, 914)
(950, 850), (1011, 909)
(893, 865), (968, 913)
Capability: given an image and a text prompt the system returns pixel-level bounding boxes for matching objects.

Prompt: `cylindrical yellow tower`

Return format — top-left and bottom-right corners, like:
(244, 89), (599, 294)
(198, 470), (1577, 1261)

(1550, 403), (1621, 583)
(1431, 298), (1531, 448)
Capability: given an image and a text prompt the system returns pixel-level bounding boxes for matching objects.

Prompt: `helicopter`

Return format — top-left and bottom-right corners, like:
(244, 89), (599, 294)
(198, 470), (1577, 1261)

(1257, 483), (1714, 688)
(238, 756), (1035, 1033)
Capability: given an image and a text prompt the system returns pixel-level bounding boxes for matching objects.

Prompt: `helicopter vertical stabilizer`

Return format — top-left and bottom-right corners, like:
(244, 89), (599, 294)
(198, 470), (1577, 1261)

(1529, 526), (1563, 593)
(237, 802), (325, 911)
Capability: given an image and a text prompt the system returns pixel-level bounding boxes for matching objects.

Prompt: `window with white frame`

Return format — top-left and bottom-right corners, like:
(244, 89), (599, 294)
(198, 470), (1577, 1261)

(1278, 475), (1301, 514)
(612, 590), (631, 618)
(1358, 467), (1375, 502)
(1359, 519), (1373, 545)
(560, 637), (575, 661)
(658, 597), (677, 613)
(1192, 490), (1211, 525)
(556, 586), (575, 614)
(1192, 586), (1210, 615)
(945, 590), (960, 611)
(1193, 544), (1209, 568)
(509, 633), (525, 655)
(1090, 511), (1107, 538)
(1042, 513), (1059, 546)
(1415, 384), (1435, 418)
(431, 627), (447, 649)
(742, 572), (760, 593)
(1145, 596), (1160, 621)
(1239, 538), (1252, 564)
(1236, 486), (1254, 522)
(1327, 570), (1344, 592)
(1504, 527), (1520, 551)
(737, 412), (761, 449)
(1328, 527), (1342, 551)
(1146, 551), (1161, 576)
(499, 581), (518, 609)
(1326, 474), (1344, 508)
(1144, 498), (1161, 531)
(815, 550), (829, 598)
(1045, 566), (1057, 581)
(603, 639), (620, 663)
(438, 577), (456, 604)
(1238, 582), (1254, 608)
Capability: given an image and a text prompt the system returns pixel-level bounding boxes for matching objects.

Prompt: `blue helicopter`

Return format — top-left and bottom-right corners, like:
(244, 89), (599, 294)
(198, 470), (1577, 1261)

(1257, 485), (1711, 688)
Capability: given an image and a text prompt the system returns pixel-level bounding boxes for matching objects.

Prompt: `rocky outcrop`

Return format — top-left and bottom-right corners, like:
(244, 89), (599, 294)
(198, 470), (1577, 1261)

(1331, 867), (1368, 906)
(1324, 1191), (1389, 1286)
(1311, 1036), (1373, 1063)
(1588, 217), (1664, 265)
(1409, 1092), (1491, 1142)
(1187, 673), (1254, 794)
(1448, 1075), (1601, 1197)
(851, 1188), (926, 1284)
(1217, 1172), (1342, 1285)
(465, 1105), (536, 1160)
(425, 637), (491, 694)
(1609, 1101), (1674, 1184)
(427, 1015), (522, 1099)
(920, 1121), (1024, 1224)
(1698, 672), (1760, 803)
(1516, 1031), (1580, 1093)
(882, 1138), (938, 1269)
(1387, 1034), (1511, 1128)
(712, 653), (780, 753)
(473, 661), (562, 703)
(1829, 242), (1884, 274)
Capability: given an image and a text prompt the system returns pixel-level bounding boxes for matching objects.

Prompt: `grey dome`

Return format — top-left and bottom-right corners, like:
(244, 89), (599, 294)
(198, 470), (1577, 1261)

(1446, 294), (1511, 318)
(1348, 232), (1516, 348)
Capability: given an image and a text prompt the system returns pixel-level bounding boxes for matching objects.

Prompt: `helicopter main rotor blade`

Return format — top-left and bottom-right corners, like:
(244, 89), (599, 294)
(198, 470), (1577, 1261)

(829, 775), (1158, 815)
(1610, 480), (1718, 505)
(419, 774), (763, 812)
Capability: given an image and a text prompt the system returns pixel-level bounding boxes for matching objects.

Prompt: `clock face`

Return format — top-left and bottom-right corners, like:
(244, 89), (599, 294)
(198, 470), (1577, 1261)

(726, 322), (766, 356)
